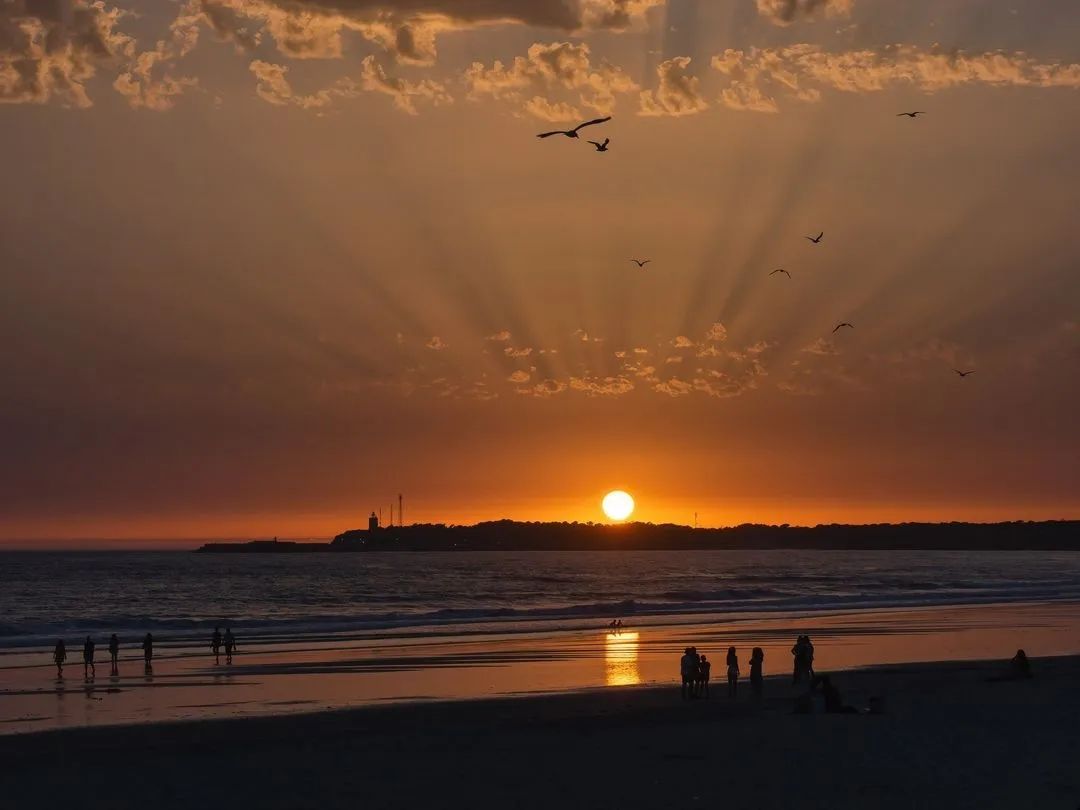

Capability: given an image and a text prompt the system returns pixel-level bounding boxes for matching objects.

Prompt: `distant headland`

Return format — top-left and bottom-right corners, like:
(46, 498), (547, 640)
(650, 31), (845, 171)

(194, 519), (1080, 553)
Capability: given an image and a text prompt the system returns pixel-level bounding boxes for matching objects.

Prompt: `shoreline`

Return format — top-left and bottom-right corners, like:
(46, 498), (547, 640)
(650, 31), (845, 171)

(3, 599), (1078, 736)
(3, 655), (1078, 809)
(1, 652), (1068, 743)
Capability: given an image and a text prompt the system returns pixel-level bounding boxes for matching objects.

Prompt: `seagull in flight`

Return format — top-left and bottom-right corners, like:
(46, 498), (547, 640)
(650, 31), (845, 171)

(833, 322), (854, 333)
(897, 111), (926, 118)
(770, 268), (791, 278)
(630, 259), (652, 268)
(537, 117), (612, 139)
(806, 232), (824, 244)
(588, 138), (610, 152)
(953, 369), (976, 378)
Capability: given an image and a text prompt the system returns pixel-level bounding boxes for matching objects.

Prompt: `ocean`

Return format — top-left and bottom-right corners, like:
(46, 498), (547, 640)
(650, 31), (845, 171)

(4, 549), (1080, 650)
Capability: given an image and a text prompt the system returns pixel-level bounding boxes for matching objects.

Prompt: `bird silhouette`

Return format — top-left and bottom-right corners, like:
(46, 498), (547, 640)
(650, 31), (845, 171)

(898, 111), (926, 118)
(770, 268), (791, 278)
(631, 259), (651, 268)
(588, 138), (610, 152)
(806, 232), (824, 244)
(954, 369), (975, 377)
(537, 117), (612, 139)
(833, 322), (854, 333)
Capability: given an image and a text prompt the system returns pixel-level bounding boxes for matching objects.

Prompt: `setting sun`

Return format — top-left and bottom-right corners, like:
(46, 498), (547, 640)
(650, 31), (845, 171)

(602, 491), (635, 522)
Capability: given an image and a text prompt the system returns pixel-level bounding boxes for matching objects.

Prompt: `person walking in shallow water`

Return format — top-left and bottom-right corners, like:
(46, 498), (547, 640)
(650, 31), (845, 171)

(142, 632), (154, 674)
(109, 633), (120, 676)
(726, 647), (740, 699)
(54, 640), (66, 679)
(211, 626), (222, 665)
(82, 636), (96, 681)
(750, 647), (765, 701)
(224, 626), (236, 665)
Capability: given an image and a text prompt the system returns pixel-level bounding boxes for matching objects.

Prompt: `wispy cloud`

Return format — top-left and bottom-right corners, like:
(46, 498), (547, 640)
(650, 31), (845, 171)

(755, 0), (854, 27)
(639, 57), (708, 117)
(713, 44), (1080, 113)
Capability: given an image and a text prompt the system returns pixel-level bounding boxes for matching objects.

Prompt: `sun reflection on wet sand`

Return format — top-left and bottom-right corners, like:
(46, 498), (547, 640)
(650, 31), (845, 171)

(605, 632), (641, 686)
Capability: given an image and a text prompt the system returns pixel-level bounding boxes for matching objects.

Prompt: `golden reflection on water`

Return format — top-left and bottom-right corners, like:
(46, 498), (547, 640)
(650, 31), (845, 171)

(605, 631), (641, 686)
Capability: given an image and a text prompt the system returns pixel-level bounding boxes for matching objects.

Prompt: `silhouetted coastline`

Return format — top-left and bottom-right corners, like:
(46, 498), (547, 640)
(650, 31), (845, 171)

(194, 519), (1079, 553)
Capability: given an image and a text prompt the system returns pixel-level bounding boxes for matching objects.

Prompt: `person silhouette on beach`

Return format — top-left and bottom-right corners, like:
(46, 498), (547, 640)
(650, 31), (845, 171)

(82, 636), (95, 681)
(750, 647), (765, 701)
(1009, 649), (1032, 679)
(54, 640), (66, 679)
(224, 626), (236, 665)
(211, 626), (222, 664)
(989, 649), (1034, 682)
(109, 633), (120, 676)
(792, 635), (813, 685)
(142, 633), (154, 674)
(816, 675), (858, 714)
(698, 654), (711, 698)
(680, 647), (697, 700)
(726, 647), (740, 699)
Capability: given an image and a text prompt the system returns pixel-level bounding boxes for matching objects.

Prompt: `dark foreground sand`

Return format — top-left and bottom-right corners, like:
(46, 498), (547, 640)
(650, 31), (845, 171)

(3, 656), (1078, 810)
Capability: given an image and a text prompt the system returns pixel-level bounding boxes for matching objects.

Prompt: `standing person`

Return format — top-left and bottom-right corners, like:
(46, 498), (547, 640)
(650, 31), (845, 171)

(750, 647), (765, 701)
(223, 626), (236, 665)
(726, 647), (739, 699)
(698, 653), (711, 698)
(804, 635), (815, 680)
(792, 636), (807, 685)
(211, 626), (222, 665)
(53, 640), (67, 679)
(82, 636), (96, 681)
(142, 633), (154, 674)
(680, 647), (697, 700)
(108, 634), (120, 676)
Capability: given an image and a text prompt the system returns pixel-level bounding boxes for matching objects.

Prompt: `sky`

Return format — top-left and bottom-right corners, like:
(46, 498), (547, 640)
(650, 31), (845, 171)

(1, 0), (1078, 544)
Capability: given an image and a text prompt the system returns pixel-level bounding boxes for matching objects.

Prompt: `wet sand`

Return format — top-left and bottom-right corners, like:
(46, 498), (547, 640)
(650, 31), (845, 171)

(2, 600), (1079, 734)
(3, 654), (1079, 809)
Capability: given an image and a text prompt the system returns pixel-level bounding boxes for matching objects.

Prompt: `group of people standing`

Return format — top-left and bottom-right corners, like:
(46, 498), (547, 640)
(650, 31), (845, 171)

(791, 635), (815, 684)
(680, 645), (766, 700)
(51, 626), (236, 680)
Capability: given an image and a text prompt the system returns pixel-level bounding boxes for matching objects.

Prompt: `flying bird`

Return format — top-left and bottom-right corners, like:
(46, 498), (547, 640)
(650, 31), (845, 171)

(954, 369), (976, 377)
(898, 111), (926, 118)
(833, 322), (854, 333)
(770, 268), (791, 278)
(588, 138), (610, 152)
(537, 117), (612, 139)
(806, 232), (824, 244)
(631, 259), (652, 268)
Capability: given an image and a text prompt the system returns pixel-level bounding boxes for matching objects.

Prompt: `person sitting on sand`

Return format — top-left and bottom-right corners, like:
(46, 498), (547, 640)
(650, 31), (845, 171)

(212, 626), (222, 664)
(109, 633), (120, 676)
(680, 647), (697, 700)
(83, 636), (95, 681)
(54, 639), (66, 679)
(1010, 649), (1032, 679)
(815, 675), (858, 714)
(989, 649), (1034, 682)
(726, 647), (740, 699)
(224, 627), (236, 665)
(142, 632), (154, 673)
(698, 654), (711, 698)
(750, 647), (765, 701)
